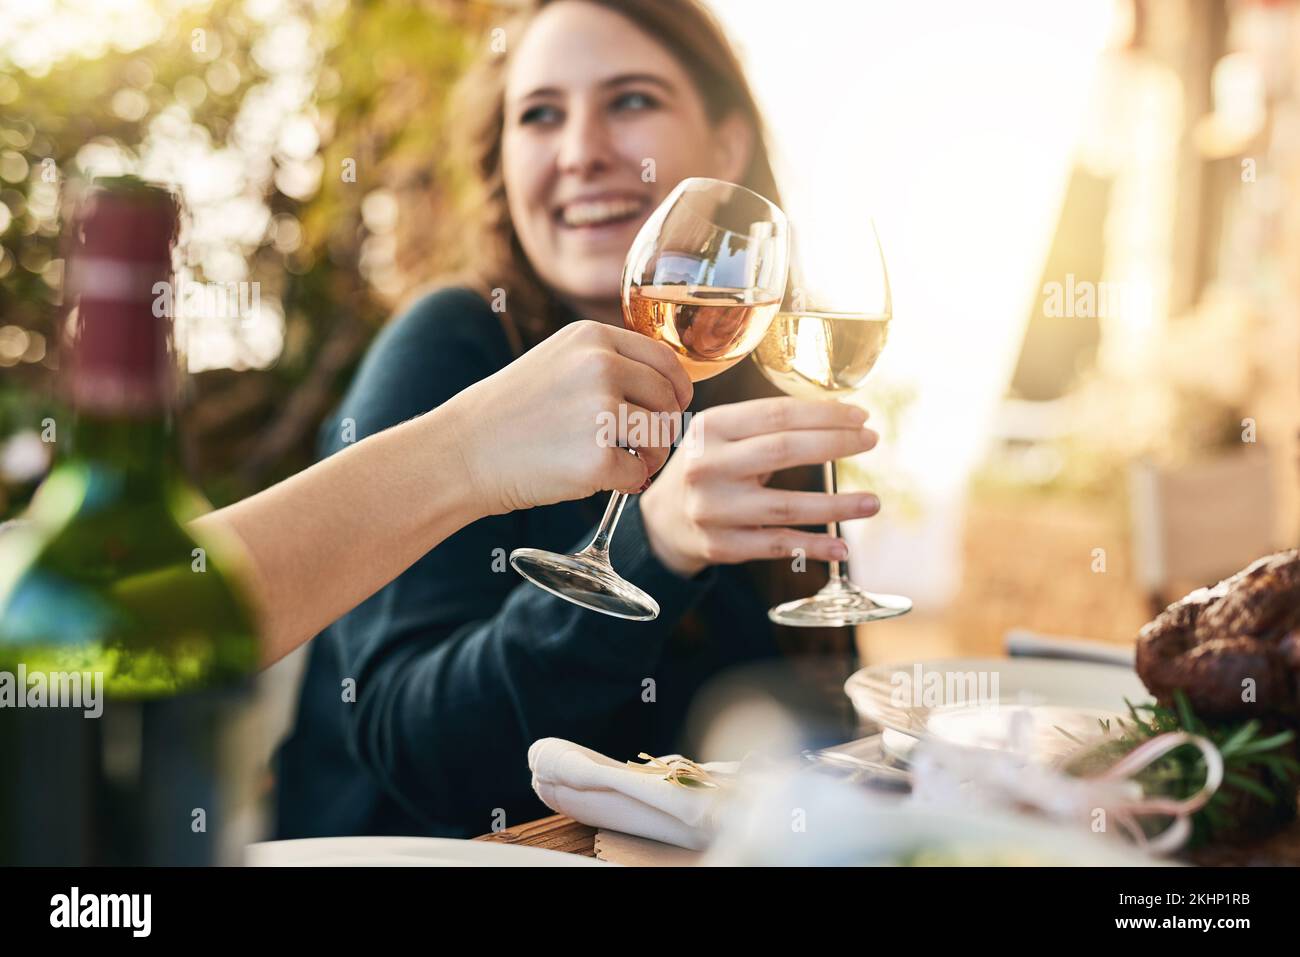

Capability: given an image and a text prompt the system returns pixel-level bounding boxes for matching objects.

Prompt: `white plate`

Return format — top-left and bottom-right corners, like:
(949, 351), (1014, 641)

(797, 804), (1167, 866)
(246, 836), (609, 867)
(845, 657), (1153, 764)
(705, 784), (1166, 866)
(880, 727), (920, 764)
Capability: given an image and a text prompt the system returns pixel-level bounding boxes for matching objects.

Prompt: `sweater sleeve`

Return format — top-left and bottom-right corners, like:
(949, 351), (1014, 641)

(321, 289), (713, 833)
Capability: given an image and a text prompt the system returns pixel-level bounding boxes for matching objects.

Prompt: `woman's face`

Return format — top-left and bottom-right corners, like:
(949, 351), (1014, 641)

(502, 1), (752, 318)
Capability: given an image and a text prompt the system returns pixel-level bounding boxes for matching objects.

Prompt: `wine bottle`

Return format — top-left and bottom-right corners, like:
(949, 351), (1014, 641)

(0, 177), (263, 865)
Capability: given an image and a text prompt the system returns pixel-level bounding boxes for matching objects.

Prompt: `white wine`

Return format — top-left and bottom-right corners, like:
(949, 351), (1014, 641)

(753, 311), (890, 398)
(624, 285), (781, 382)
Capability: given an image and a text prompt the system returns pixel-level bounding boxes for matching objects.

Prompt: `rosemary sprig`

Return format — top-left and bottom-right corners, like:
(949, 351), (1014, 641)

(1069, 692), (1300, 847)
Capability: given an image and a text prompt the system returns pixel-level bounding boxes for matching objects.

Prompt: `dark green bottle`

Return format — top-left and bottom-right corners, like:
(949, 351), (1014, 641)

(0, 178), (262, 865)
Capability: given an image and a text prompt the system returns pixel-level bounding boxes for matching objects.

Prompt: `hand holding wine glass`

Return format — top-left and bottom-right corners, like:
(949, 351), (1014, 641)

(510, 177), (790, 620)
(451, 318), (693, 514)
(637, 396), (881, 579)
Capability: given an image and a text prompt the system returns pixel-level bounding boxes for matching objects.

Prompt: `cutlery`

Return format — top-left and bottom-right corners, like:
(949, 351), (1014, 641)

(801, 743), (911, 791)
(1004, 628), (1135, 667)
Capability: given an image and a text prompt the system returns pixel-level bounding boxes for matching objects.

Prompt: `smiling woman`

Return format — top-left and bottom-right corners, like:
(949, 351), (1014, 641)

(500, 13), (754, 323)
(445, 0), (777, 346)
(274, 0), (878, 842)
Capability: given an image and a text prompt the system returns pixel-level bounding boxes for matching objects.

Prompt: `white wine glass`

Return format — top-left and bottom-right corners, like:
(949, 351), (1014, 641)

(510, 178), (790, 620)
(751, 222), (912, 626)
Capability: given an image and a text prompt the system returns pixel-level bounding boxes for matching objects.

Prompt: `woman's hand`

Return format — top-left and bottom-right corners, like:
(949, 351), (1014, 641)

(197, 320), (692, 665)
(638, 397), (881, 578)
(445, 320), (693, 516)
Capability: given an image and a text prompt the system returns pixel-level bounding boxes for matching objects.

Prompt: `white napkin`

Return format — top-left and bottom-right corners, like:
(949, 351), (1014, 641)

(528, 738), (738, 851)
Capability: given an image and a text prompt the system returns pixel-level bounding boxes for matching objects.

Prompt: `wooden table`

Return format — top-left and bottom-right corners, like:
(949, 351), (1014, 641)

(474, 814), (598, 858)
(476, 810), (1300, 865)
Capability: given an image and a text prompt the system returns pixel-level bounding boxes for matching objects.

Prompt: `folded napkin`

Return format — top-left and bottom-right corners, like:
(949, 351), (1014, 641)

(529, 738), (738, 851)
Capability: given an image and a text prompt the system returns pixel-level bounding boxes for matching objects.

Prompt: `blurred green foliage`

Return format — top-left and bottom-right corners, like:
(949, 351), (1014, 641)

(0, 0), (493, 518)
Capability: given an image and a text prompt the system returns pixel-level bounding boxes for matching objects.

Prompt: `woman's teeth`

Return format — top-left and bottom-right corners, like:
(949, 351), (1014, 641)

(560, 198), (643, 227)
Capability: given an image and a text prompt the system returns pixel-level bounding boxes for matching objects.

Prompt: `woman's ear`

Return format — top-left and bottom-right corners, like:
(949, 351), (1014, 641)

(712, 111), (755, 183)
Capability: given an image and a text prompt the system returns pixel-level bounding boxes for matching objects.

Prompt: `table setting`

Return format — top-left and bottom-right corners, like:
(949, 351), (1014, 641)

(240, 174), (1300, 866)
(249, 550), (1300, 866)
(5, 12), (1300, 952)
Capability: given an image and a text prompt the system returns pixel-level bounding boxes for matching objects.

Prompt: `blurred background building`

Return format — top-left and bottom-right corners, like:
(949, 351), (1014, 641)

(1, 0), (1297, 661)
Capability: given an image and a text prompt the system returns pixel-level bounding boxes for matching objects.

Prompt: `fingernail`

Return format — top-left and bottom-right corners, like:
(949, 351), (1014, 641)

(862, 494), (880, 513)
(832, 542), (849, 560)
(862, 427), (878, 442)
(637, 477), (652, 494)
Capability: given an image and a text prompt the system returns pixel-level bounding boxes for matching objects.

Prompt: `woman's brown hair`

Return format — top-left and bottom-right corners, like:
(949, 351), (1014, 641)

(439, 0), (784, 354)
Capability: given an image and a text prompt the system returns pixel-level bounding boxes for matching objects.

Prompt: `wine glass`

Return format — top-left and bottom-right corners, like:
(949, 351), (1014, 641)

(510, 177), (790, 620)
(751, 222), (912, 626)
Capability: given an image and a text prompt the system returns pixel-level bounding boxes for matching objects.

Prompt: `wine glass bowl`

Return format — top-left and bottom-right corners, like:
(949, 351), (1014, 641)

(624, 285), (780, 382)
(753, 310), (891, 398)
(622, 178), (788, 381)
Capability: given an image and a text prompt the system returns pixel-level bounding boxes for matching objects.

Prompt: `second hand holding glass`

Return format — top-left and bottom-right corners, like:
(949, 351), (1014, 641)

(510, 177), (789, 620)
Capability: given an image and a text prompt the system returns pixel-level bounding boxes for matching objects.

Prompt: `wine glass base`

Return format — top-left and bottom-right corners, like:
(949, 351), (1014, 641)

(509, 548), (660, 621)
(768, 579), (911, 627)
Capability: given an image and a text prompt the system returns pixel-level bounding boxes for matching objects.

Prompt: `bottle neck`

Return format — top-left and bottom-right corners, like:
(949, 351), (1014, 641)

(64, 408), (181, 485)
(60, 182), (184, 487)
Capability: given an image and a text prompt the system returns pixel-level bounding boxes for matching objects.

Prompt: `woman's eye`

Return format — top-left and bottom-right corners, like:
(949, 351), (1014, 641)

(611, 91), (659, 113)
(520, 104), (562, 126)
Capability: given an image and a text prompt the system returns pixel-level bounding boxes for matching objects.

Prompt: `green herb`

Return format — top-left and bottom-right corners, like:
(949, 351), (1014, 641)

(1069, 692), (1300, 848)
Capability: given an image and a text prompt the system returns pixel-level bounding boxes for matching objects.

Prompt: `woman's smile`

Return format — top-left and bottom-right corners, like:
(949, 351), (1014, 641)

(553, 190), (650, 230)
(551, 188), (654, 253)
(501, 1), (744, 314)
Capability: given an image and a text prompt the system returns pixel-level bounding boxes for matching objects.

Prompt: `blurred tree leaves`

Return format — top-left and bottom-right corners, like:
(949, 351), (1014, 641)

(0, 0), (490, 517)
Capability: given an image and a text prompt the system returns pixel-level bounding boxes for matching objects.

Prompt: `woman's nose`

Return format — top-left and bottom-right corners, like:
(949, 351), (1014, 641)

(556, 104), (615, 178)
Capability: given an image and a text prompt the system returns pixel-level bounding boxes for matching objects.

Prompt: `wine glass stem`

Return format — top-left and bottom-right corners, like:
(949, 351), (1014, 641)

(581, 490), (629, 563)
(824, 459), (849, 587)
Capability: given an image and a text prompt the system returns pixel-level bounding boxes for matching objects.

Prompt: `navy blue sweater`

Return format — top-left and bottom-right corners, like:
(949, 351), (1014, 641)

(274, 288), (834, 839)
